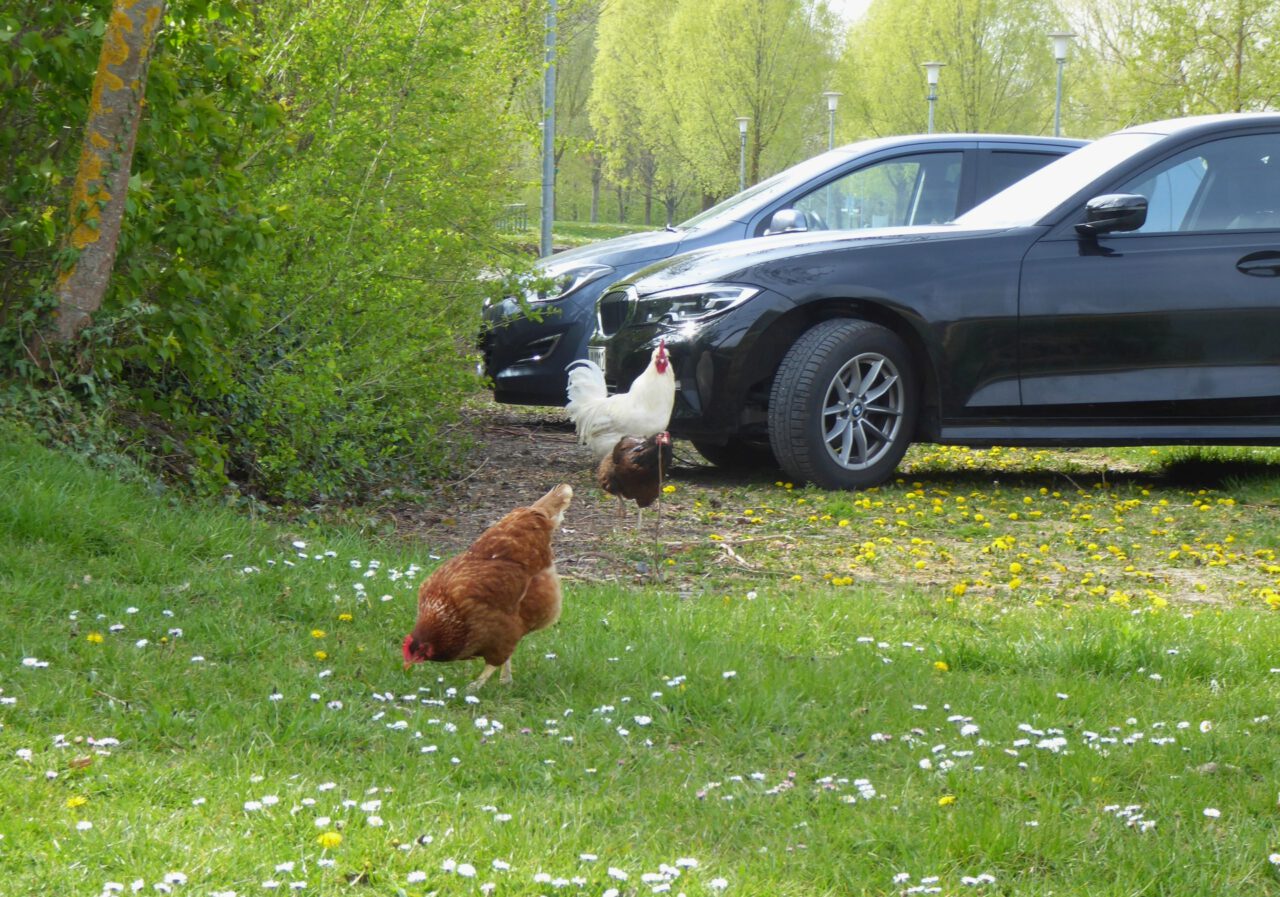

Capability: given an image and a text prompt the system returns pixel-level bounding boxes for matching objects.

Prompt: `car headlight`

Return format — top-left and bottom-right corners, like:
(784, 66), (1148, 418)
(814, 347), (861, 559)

(634, 283), (761, 325)
(528, 263), (615, 303)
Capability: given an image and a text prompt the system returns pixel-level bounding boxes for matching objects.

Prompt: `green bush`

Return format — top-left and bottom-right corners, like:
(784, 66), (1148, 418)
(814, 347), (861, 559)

(1, 0), (535, 503)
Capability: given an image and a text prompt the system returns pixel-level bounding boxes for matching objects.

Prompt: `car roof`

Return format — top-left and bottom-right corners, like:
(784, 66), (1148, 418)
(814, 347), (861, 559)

(1114, 111), (1280, 138)
(833, 133), (1087, 154)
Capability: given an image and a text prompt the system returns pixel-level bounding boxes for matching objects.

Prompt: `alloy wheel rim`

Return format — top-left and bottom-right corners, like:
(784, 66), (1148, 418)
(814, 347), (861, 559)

(820, 351), (904, 471)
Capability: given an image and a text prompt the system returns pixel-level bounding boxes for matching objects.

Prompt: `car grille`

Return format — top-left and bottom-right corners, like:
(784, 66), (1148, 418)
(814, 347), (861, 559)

(597, 287), (634, 337)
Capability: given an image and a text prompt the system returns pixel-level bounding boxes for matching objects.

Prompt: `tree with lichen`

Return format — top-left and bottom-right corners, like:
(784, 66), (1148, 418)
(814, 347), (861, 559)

(42, 0), (166, 350)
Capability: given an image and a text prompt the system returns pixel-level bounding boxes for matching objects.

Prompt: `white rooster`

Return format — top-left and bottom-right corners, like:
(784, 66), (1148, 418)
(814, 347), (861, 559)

(566, 340), (675, 462)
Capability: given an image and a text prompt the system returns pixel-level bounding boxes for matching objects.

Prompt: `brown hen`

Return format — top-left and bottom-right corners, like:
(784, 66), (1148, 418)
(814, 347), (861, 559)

(597, 431), (673, 519)
(402, 484), (572, 692)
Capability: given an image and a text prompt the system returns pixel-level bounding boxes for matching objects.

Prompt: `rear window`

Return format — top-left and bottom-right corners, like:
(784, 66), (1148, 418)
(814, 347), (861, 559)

(976, 151), (1064, 201)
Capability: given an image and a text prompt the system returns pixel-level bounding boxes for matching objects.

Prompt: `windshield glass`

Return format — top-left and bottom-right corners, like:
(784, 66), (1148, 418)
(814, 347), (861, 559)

(954, 132), (1164, 228)
(679, 148), (855, 230)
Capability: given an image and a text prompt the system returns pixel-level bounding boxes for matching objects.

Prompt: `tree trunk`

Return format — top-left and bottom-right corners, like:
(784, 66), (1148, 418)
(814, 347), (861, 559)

(615, 185), (626, 223)
(48, 0), (166, 345)
(590, 156), (601, 223)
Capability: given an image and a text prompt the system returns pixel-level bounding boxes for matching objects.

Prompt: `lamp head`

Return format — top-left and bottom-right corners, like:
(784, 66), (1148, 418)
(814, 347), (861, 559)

(1050, 31), (1075, 62)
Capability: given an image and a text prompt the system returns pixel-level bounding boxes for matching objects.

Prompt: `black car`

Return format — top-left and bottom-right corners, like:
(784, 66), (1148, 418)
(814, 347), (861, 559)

(591, 113), (1280, 489)
(481, 134), (1083, 405)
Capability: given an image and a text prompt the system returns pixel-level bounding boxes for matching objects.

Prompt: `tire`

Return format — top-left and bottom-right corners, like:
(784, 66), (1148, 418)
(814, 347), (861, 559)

(691, 438), (778, 472)
(768, 319), (917, 490)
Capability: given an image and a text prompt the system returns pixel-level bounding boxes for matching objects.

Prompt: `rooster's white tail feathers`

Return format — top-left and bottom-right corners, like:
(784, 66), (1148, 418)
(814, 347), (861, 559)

(565, 360), (610, 451)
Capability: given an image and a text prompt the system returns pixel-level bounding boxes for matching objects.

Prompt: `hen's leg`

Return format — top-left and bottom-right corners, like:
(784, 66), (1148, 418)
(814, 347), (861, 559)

(466, 663), (500, 693)
(500, 658), (513, 685)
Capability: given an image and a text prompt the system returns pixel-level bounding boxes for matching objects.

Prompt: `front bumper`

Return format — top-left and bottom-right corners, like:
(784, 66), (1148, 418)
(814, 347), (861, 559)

(480, 288), (602, 406)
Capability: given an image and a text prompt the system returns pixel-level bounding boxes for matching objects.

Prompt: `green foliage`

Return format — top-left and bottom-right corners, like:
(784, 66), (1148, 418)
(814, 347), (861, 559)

(0, 0), (535, 503)
(592, 0), (837, 208)
(0, 2), (99, 352)
(838, 0), (1067, 138)
(215, 0), (529, 502)
(665, 0), (838, 191)
(1075, 0), (1280, 132)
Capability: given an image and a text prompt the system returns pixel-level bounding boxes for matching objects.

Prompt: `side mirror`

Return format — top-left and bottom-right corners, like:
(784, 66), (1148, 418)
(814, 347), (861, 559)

(764, 208), (810, 236)
(1075, 193), (1148, 236)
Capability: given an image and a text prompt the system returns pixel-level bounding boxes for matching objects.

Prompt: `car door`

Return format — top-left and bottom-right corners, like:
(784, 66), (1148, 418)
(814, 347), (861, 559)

(1017, 131), (1280, 419)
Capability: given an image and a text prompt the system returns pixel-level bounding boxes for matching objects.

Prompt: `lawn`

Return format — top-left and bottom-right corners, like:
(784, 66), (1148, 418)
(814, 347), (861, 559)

(3, 425), (1280, 896)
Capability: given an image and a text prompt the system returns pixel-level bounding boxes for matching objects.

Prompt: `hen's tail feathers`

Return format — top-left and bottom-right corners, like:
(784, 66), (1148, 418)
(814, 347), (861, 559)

(531, 483), (573, 528)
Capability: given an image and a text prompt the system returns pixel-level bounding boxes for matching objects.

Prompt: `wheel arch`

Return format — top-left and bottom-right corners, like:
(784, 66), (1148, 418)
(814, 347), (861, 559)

(747, 298), (941, 440)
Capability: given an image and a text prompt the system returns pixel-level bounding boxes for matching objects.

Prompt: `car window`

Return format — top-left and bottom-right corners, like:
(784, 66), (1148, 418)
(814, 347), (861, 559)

(791, 152), (964, 230)
(976, 151), (1063, 201)
(957, 132), (1161, 228)
(1118, 134), (1280, 233)
(678, 147), (856, 230)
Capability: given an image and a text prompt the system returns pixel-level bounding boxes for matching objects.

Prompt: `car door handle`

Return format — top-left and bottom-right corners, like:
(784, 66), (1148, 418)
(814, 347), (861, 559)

(1236, 251), (1280, 277)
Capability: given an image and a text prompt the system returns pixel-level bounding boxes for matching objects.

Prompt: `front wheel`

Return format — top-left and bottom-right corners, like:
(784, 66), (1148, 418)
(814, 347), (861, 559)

(768, 319), (917, 490)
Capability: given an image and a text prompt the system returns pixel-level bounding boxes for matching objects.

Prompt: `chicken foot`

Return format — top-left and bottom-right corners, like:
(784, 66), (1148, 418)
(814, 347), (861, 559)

(466, 658), (515, 693)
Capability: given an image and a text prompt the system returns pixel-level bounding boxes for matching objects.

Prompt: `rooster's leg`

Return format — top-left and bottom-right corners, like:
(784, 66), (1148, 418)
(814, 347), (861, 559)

(634, 507), (644, 532)
(499, 658), (513, 685)
(616, 495), (625, 520)
(466, 663), (500, 693)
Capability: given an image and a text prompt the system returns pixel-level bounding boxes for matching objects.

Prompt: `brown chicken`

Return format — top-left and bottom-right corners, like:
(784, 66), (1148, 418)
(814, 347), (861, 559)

(597, 431), (673, 520)
(402, 484), (572, 692)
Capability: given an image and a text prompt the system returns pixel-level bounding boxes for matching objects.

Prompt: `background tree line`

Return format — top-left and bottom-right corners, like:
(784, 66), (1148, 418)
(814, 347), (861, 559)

(1, 0), (1277, 503)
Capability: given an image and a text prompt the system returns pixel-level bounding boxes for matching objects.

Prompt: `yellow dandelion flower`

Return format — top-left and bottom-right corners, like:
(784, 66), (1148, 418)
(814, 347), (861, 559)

(952, 582), (967, 596)
(85, 632), (104, 644)
(938, 795), (956, 806)
(933, 661), (949, 672)
(66, 796), (88, 809)
(311, 629), (326, 639)
(662, 484), (676, 494)
(337, 613), (353, 622)
(709, 534), (723, 541)
(314, 650), (328, 661)
(317, 831), (343, 849)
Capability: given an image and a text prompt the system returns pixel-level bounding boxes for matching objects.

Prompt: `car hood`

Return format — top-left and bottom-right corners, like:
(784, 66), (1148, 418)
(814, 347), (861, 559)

(625, 224), (1003, 293)
(539, 228), (686, 271)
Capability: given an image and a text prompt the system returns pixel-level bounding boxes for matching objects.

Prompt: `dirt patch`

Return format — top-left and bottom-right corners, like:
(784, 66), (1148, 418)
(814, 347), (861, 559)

(382, 402), (749, 585)
(378, 401), (1280, 608)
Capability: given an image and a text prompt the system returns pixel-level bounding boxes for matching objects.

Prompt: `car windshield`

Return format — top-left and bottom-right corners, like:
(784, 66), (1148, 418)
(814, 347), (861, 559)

(678, 148), (855, 230)
(954, 132), (1164, 228)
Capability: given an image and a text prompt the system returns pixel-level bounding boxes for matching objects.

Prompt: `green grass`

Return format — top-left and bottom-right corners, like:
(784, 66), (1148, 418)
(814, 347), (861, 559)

(4, 426), (1280, 895)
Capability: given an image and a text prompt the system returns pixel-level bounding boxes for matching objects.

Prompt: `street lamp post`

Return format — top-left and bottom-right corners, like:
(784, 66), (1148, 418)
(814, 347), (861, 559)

(1049, 31), (1075, 137)
(539, 0), (557, 257)
(822, 91), (842, 150)
(921, 62), (945, 134)
(735, 116), (750, 192)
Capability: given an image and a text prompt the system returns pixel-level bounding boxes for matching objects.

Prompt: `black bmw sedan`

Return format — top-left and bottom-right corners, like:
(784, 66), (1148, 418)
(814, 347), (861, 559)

(481, 134), (1082, 406)
(590, 113), (1280, 490)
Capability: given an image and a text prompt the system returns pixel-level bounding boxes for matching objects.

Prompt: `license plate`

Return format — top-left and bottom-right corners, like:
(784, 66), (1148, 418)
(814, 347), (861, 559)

(588, 345), (606, 369)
